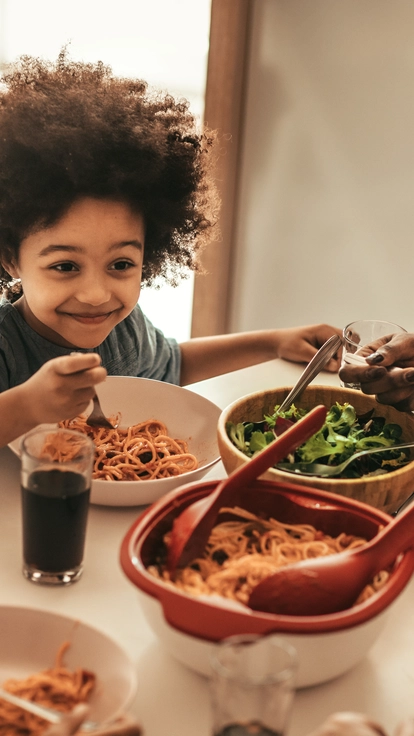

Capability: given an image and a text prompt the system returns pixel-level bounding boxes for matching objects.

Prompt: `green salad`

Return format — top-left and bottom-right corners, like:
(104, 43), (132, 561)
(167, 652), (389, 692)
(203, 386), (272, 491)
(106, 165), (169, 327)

(226, 402), (410, 478)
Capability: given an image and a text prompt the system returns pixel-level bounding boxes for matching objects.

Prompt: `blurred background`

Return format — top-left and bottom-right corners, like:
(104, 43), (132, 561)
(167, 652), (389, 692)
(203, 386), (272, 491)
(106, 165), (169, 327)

(2, 0), (414, 342)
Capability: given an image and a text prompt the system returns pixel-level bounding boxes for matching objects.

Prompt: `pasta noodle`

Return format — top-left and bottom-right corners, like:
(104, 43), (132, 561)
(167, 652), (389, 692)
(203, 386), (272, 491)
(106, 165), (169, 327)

(150, 506), (389, 608)
(54, 414), (198, 481)
(0, 642), (96, 736)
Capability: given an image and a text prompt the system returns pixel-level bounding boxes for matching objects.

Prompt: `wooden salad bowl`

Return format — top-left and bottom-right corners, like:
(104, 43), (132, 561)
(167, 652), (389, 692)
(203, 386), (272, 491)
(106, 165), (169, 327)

(217, 384), (414, 515)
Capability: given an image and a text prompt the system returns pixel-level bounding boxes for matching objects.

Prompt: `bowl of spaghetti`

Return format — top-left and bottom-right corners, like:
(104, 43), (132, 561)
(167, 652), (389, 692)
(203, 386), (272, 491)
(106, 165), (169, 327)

(9, 376), (221, 507)
(217, 384), (414, 515)
(120, 478), (414, 688)
(0, 605), (137, 733)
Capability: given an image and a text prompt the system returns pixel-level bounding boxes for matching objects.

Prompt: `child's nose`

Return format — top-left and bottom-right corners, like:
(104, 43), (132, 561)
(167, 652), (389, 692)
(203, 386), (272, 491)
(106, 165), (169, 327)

(76, 274), (111, 305)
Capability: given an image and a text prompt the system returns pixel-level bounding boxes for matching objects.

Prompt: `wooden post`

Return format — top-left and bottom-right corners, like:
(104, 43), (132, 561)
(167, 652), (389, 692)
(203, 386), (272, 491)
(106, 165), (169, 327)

(191, 0), (252, 337)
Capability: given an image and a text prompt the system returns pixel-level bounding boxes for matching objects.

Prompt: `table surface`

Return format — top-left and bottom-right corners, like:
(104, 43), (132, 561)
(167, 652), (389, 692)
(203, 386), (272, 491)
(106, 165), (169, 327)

(1, 358), (413, 736)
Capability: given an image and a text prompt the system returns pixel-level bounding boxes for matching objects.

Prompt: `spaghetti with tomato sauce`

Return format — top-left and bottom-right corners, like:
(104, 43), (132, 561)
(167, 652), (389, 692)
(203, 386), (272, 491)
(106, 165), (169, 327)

(55, 414), (198, 481)
(149, 506), (388, 609)
(0, 643), (95, 736)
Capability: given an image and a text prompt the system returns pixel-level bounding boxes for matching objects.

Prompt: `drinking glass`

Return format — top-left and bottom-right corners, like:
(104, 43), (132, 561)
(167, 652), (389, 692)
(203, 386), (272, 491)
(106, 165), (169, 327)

(341, 319), (407, 389)
(20, 426), (94, 585)
(209, 634), (298, 736)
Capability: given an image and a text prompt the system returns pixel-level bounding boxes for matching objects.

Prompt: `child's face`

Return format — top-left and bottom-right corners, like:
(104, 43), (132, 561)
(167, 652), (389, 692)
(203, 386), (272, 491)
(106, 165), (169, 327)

(8, 197), (144, 349)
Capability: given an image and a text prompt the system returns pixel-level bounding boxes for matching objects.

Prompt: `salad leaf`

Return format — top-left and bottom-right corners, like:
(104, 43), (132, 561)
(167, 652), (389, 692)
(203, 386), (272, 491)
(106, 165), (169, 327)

(226, 422), (249, 453)
(226, 401), (410, 478)
(249, 431), (275, 453)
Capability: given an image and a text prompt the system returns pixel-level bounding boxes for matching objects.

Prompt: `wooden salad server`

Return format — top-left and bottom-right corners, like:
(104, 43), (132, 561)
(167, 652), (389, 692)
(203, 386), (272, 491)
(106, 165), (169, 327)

(248, 499), (414, 616)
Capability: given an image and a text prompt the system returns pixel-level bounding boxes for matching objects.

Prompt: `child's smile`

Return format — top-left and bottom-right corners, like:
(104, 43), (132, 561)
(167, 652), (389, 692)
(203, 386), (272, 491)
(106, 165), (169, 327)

(7, 197), (145, 349)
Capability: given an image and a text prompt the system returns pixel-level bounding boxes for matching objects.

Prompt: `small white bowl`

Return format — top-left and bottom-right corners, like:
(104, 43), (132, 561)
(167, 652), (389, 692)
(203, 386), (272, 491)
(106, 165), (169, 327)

(0, 605), (137, 721)
(9, 376), (221, 507)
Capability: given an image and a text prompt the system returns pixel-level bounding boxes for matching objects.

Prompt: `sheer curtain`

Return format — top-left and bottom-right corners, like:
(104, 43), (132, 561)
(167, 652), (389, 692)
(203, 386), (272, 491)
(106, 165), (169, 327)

(0, 0), (211, 341)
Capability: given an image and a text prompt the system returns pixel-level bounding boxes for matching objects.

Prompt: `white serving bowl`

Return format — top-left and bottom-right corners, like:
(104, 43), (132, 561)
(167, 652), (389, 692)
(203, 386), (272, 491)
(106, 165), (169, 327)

(9, 376), (221, 507)
(120, 478), (414, 688)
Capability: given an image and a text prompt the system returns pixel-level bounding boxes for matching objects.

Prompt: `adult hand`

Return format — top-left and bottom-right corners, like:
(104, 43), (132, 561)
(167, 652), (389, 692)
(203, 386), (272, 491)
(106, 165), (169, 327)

(276, 324), (343, 372)
(339, 334), (414, 412)
(44, 705), (142, 736)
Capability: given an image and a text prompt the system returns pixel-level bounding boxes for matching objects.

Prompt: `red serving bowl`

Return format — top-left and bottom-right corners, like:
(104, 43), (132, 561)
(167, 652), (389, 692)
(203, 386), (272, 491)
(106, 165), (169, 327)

(120, 478), (414, 687)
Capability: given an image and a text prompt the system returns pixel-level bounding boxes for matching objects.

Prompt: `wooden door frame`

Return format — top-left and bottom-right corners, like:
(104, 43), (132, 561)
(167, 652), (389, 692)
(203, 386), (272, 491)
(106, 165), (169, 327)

(191, 0), (253, 337)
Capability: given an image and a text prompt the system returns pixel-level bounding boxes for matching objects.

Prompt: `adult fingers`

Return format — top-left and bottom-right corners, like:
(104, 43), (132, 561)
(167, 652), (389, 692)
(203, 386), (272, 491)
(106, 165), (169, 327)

(374, 389), (414, 413)
(338, 365), (387, 387)
(359, 366), (414, 405)
(365, 334), (414, 367)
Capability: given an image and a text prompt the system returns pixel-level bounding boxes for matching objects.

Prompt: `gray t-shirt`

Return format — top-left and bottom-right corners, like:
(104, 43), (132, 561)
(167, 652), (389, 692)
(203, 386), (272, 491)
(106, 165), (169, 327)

(0, 301), (181, 391)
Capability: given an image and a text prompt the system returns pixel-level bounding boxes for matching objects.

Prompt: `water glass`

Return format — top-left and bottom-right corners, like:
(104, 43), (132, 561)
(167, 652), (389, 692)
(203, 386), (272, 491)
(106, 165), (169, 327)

(341, 319), (407, 389)
(20, 426), (94, 585)
(209, 634), (298, 736)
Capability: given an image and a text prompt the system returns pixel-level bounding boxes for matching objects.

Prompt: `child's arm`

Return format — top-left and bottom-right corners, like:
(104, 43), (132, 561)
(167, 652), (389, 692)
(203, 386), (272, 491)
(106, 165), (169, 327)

(179, 323), (342, 385)
(0, 353), (107, 447)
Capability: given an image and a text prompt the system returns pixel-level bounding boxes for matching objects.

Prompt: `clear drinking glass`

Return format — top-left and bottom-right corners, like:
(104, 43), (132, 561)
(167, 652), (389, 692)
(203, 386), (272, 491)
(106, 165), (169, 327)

(20, 426), (94, 585)
(209, 634), (298, 736)
(341, 319), (407, 389)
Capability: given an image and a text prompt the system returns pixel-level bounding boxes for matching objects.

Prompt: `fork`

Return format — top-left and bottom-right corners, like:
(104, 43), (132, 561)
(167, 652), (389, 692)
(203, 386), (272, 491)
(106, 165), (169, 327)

(0, 687), (98, 732)
(277, 334), (343, 413)
(86, 393), (114, 429)
(275, 441), (414, 477)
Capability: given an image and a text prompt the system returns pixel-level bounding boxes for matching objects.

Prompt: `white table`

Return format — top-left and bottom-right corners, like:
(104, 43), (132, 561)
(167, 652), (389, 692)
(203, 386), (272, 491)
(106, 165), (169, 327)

(1, 359), (414, 736)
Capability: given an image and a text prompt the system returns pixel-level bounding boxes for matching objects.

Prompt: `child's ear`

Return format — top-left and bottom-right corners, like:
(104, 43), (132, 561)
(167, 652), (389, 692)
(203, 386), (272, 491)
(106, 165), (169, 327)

(2, 260), (19, 279)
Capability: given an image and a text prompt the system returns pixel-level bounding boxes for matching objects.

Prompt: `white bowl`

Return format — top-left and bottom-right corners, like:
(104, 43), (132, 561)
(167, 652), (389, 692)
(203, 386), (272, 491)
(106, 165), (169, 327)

(9, 376), (221, 507)
(133, 585), (391, 688)
(0, 605), (137, 721)
(120, 478), (414, 688)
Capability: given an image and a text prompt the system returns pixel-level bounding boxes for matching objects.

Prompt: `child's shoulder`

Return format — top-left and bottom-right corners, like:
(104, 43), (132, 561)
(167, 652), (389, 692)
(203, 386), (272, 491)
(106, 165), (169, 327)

(0, 298), (15, 324)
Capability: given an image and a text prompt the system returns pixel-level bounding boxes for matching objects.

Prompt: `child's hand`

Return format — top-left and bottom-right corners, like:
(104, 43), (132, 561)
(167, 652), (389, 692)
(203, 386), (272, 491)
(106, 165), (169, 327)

(21, 353), (107, 426)
(44, 705), (142, 736)
(275, 324), (343, 372)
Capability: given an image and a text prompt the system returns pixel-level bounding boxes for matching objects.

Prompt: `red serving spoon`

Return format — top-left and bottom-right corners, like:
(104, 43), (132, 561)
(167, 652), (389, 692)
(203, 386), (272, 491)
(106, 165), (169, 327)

(166, 404), (327, 577)
(248, 499), (414, 616)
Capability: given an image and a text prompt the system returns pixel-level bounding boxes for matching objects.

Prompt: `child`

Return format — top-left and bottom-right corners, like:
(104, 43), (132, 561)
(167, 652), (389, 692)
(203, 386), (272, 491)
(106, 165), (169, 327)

(0, 51), (341, 447)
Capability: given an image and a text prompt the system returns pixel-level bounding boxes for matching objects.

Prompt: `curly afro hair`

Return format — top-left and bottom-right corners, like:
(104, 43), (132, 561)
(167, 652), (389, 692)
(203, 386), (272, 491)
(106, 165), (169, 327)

(0, 50), (219, 297)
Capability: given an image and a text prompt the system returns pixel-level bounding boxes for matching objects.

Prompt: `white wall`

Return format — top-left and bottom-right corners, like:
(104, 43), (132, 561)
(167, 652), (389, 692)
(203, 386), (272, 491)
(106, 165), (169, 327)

(229, 0), (414, 335)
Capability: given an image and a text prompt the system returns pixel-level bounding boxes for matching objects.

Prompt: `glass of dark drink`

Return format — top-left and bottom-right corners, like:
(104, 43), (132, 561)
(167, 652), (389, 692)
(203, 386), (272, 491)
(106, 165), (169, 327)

(209, 634), (297, 736)
(20, 426), (95, 585)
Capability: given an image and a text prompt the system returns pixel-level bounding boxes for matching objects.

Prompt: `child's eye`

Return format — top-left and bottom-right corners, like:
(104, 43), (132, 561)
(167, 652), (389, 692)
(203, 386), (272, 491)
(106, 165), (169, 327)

(110, 260), (135, 271)
(51, 262), (78, 272)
